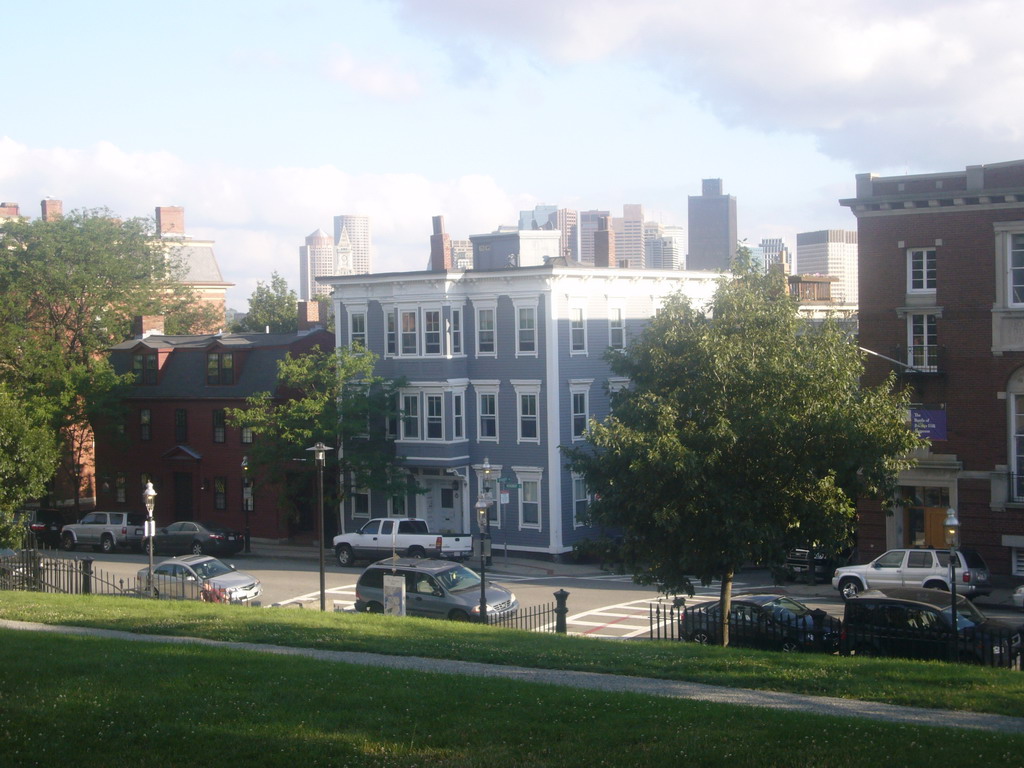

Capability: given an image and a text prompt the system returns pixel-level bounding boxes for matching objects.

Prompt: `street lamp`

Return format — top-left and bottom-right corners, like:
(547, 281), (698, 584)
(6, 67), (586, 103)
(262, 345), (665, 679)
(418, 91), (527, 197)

(481, 457), (493, 567)
(142, 481), (157, 597)
(475, 499), (489, 623)
(944, 507), (960, 662)
(306, 442), (330, 612)
(241, 456), (251, 554)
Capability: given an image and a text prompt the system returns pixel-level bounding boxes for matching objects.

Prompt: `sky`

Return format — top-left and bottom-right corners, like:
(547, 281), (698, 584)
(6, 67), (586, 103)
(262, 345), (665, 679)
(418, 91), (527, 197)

(3, 0), (1024, 312)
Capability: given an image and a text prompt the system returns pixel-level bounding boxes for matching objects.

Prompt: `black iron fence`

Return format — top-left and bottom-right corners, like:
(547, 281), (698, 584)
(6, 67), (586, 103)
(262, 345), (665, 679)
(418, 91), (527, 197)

(0, 549), (140, 596)
(649, 601), (1021, 669)
(486, 588), (569, 633)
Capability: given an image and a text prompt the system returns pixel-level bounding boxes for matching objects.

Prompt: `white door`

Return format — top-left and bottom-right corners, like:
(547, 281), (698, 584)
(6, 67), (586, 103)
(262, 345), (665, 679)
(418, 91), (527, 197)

(422, 481), (459, 533)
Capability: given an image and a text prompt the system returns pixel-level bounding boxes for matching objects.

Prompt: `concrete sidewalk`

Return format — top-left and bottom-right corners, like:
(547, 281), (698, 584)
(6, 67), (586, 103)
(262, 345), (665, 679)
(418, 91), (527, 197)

(2, 618), (1022, 734)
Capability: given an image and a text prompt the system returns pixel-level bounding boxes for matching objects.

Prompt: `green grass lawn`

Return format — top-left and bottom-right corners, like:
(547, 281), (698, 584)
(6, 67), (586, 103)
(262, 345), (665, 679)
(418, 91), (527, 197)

(1, 592), (1023, 720)
(2, 628), (1023, 768)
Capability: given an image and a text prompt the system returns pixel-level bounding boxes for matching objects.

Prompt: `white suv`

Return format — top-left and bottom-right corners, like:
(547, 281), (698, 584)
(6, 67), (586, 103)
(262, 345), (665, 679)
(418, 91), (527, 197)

(832, 548), (992, 600)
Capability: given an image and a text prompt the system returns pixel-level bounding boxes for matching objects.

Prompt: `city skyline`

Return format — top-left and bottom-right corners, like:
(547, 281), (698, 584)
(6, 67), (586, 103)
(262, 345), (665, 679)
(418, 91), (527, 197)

(3, 1), (1022, 310)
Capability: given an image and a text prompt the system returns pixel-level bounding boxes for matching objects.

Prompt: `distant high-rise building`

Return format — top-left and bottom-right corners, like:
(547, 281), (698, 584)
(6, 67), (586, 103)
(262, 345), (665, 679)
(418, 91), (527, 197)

(687, 179), (737, 271)
(612, 204), (645, 269)
(333, 214), (371, 274)
(645, 222), (686, 270)
(796, 229), (858, 304)
(579, 209), (610, 265)
(451, 239), (473, 270)
(760, 237), (793, 275)
(519, 205), (579, 262)
(299, 228), (337, 300)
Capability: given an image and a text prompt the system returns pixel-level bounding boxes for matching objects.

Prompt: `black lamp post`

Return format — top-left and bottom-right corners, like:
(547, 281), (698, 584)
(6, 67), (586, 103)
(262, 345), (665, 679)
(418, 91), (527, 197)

(142, 481), (157, 598)
(475, 499), (489, 622)
(944, 507), (960, 662)
(307, 442), (330, 612)
(240, 456), (252, 554)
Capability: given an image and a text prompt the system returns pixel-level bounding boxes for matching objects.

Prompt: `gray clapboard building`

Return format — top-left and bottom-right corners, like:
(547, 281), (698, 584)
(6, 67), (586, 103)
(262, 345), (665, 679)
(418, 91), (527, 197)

(319, 228), (722, 558)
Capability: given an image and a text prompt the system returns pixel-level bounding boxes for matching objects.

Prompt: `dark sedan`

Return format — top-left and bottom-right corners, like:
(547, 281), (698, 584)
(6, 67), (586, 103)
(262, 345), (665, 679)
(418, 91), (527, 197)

(142, 521), (245, 556)
(681, 594), (841, 653)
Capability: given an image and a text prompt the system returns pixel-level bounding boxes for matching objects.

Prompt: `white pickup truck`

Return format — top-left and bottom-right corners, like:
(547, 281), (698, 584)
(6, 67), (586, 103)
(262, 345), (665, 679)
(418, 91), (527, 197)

(333, 518), (472, 567)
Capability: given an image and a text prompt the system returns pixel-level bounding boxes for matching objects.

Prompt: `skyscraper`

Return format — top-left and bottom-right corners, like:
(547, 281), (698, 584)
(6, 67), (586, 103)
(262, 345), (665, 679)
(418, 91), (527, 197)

(579, 209), (610, 265)
(612, 204), (645, 269)
(646, 223), (686, 270)
(796, 230), (858, 304)
(687, 179), (737, 271)
(760, 237), (793, 275)
(299, 228), (336, 300)
(333, 214), (371, 274)
(519, 205), (579, 262)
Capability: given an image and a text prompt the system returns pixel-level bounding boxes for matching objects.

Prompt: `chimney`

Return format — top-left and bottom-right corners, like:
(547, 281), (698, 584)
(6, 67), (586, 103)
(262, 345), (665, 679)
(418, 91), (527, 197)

(297, 300), (321, 331)
(593, 216), (616, 268)
(0, 202), (19, 219)
(132, 316), (165, 338)
(156, 206), (185, 236)
(40, 198), (63, 221)
(429, 215), (452, 271)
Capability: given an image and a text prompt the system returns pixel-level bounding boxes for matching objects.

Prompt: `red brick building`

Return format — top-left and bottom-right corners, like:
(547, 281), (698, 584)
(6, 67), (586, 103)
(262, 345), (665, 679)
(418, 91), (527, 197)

(841, 159), (1024, 578)
(95, 310), (332, 543)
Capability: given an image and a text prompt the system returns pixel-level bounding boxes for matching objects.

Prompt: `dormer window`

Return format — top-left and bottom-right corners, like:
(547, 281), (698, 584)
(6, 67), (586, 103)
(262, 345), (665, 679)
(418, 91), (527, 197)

(207, 352), (234, 385)
(133, 353), (158, 385)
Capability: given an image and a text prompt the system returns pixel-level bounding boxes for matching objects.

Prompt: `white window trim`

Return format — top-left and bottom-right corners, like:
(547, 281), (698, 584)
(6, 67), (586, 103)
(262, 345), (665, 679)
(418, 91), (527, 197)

(512, 380), (541, 444)
(513, 298), (540, 357)
(906, 248), (936, 294)
(569, 379), (592, 441)
(452, 389), (466, 441)
(424, 390), (445, 441)
(569, 304), (587, 355)
(399, 307), (420, 357)
(351, 488), (371, 519)
(448, 305), (465, 357)
(906, 312), (938, 372)
(475, 301), (498, 357)
(422, 306), (443, 357)
(608, 304), (626, 350)
(572, 473), (589, 528)
(513, 466), (543, 531)
(472, 380), (500, 443)
(347, 303), (368, 349)
(400, 389), (421, 441)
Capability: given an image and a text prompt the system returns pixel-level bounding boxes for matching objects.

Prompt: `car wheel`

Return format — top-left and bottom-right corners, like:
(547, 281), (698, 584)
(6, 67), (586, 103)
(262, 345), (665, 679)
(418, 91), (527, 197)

(191, 541), (205, 555)
(364, 601), (384, 613)
(690, 630), (712, 645)
(335, 545), (355, 567)
(407, 546), (426, 559)
(780, 639), (802, 653)
(448, 609), (471, 622)
(839, 578), (862, 600)
(61, 533), (75, 552)
(100, 535), (115, 554)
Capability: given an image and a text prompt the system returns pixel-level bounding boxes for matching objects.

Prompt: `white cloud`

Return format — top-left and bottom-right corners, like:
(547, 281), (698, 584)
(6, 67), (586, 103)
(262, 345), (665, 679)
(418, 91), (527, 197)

(0, 137), (520, 310)
(325, 47), (422, 99)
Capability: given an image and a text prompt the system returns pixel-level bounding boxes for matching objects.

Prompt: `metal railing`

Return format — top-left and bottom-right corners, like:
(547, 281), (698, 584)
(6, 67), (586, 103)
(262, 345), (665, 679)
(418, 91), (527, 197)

(487, 589), (569, 633)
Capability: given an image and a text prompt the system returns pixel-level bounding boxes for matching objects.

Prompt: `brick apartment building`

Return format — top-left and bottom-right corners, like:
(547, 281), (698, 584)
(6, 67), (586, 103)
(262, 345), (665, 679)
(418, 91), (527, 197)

(841, 159), (1024, 578)
(94, 306), (332, 543)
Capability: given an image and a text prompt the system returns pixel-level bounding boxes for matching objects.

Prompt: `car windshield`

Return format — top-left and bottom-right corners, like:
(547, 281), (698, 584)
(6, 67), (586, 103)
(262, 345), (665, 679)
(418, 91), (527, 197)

(939, 599), (987, 630)
(435, 564), (482, 592)
(766, 597), (810, 621)
(190, 559), (232, 579)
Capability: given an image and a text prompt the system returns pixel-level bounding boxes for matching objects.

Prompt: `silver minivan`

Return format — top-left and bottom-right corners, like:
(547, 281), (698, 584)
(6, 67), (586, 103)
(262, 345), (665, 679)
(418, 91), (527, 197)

(355, 557), (518, 622)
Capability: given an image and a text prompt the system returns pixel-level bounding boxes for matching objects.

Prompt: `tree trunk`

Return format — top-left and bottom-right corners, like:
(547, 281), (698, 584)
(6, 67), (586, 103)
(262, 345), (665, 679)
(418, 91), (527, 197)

(719, 568), (734, 647)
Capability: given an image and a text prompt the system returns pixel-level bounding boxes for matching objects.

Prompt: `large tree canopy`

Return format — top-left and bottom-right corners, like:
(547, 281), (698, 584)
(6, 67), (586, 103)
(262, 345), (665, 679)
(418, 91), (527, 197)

(231, 272), (298, 333)
(0, 384), (59, 546)
(0, 208), (218, 513)
(564, 270), (923, 644)
(228, 346), (411, 529)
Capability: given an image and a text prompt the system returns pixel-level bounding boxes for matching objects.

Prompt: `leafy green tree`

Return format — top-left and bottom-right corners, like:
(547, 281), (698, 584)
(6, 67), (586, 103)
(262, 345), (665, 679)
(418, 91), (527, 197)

(0, 208), (215, 511)
(0, 384), (59, 546)
(564, 270), (923, 645)
(228, 346), (411, 532)
(231, 272), (298, 333)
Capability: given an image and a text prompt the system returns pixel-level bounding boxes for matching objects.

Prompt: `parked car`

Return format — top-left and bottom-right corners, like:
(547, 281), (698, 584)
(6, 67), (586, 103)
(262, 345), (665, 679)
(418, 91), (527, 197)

(783, 545), (855, 582)
(334, 518), (472, 567)
(831, 548), (991, 600)
(137, 555), (262, 603)
(354, 557), (518, 622)
(1014, 585), (1024, 611)
(681, 594), (841, 653)
(841, 587), (1022, 666)
(15, 508), (77, 549)
(141, 521), (245, 556)
(61, 511), (147, 553)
